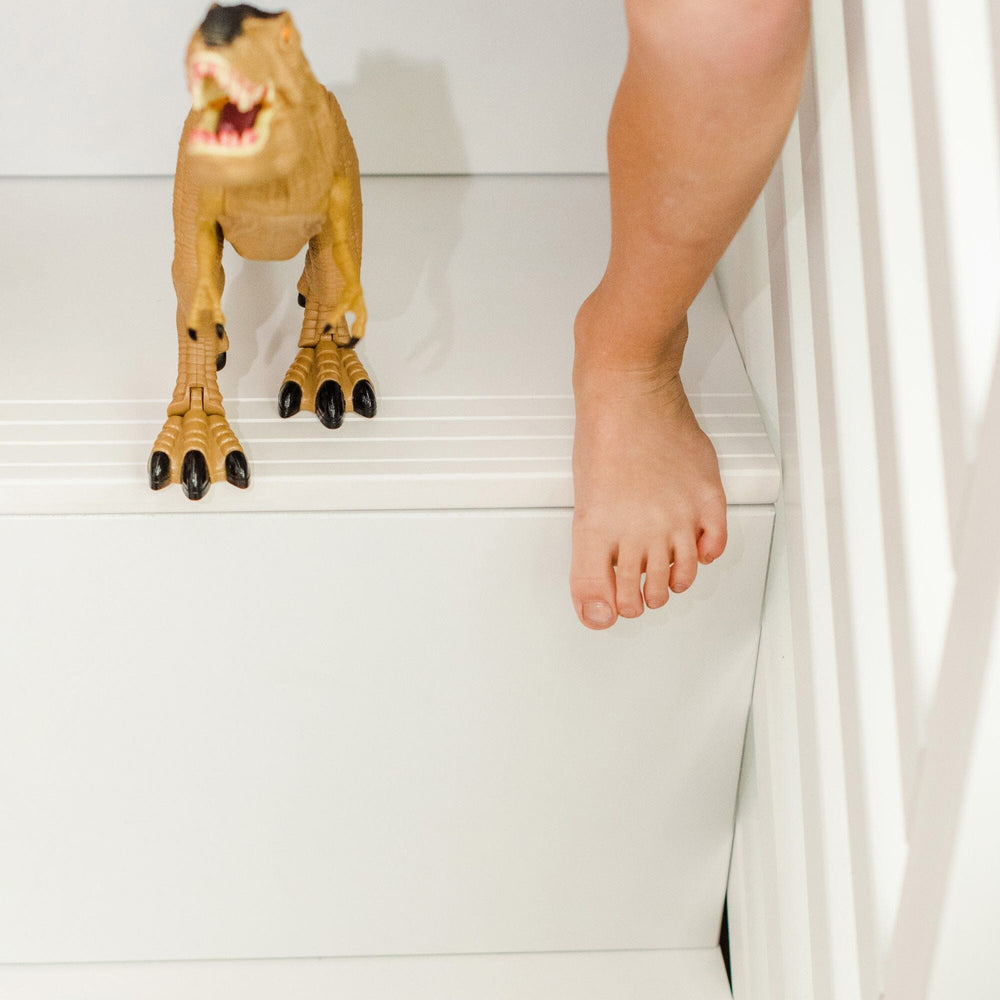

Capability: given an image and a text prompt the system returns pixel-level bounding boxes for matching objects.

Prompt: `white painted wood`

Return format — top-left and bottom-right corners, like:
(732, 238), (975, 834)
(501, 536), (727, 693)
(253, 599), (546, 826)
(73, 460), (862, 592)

(925, 612), (1000, 1000)
(922, 20), (1000, 999)
(839, 0), (947, 844)
(727, 499), (814, 1000)
(891, 6), (963, 559)
(758, 128), (862, 1000)
(921, 0), (1000, 464)
(719, 0), (1000, 997)
(799, 11), (907, 992)
(884, 353), (1000, 1000)
(0, 949), (733, 1000)
(716, 199), (780, 457)
(0, 507), (773, 963)
(0, 0), (625, 176)
(727, 714), (773, 1000)
(0, 175), (778, 513)
(718, 180), (824, 999)
(850, 0), (951, 763)
(722, 1), (1000, 996)
(725, 15), (945, 987)
(0, 396), (774, 514)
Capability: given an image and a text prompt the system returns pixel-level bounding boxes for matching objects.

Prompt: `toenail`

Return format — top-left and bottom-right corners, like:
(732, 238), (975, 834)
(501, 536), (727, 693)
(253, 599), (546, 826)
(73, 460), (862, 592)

(582, 601), (614, 626)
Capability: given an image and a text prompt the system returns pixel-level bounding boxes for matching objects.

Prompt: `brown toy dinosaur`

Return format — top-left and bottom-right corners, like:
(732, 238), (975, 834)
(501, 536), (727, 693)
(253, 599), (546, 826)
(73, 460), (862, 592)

(149, 3), (373, 500)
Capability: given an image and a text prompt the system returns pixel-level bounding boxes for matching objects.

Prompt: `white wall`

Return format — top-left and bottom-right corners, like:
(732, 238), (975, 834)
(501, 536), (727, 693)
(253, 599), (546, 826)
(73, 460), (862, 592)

(0, 0), (625, 176)
(720, 0), (1000, 997)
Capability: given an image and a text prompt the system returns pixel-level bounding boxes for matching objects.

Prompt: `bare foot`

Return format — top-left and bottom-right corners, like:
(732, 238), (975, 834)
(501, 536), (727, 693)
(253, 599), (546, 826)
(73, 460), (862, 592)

(570, 297), (728, 629)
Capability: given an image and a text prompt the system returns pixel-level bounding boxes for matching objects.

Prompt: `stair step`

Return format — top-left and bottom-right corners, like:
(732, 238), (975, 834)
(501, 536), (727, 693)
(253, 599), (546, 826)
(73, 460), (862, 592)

(0, 175), (777, 514)
(0, 948), (733, 1000)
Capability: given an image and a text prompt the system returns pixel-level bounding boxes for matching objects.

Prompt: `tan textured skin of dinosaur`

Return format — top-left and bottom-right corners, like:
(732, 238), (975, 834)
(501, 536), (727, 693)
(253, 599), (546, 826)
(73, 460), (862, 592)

(149, 3), (374, 501)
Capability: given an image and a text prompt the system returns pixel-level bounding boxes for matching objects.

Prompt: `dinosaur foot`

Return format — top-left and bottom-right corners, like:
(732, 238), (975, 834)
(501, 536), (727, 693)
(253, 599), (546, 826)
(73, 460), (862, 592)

(149, 399), (249, 500)
(278, 338), (376, 428)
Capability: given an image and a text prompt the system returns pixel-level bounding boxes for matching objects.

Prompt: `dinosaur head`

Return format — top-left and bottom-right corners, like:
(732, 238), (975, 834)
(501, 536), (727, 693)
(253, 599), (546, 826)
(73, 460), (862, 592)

(184, 4), (320, 185)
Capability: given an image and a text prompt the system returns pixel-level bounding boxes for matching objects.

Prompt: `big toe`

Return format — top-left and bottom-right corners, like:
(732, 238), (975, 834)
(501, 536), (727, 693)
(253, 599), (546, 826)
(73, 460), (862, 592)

(570, 525), (618, 630)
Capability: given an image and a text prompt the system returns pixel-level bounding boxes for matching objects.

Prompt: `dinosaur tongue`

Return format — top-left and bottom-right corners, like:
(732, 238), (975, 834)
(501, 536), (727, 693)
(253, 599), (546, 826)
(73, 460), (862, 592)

(218, 101), (260, 136)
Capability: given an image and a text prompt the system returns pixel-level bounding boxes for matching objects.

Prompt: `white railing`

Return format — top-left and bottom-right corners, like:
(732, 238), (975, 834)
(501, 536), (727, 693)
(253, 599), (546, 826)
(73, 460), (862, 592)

(721, 0), (1000, 997)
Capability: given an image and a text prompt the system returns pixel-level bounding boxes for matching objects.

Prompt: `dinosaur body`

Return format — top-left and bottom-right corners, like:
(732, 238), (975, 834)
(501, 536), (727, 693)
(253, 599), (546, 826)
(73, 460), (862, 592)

(150, 4), (373, 500)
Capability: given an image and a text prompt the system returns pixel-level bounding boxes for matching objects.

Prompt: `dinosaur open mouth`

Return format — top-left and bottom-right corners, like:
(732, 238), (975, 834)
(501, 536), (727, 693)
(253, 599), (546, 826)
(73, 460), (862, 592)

(187, 54), (275, 155)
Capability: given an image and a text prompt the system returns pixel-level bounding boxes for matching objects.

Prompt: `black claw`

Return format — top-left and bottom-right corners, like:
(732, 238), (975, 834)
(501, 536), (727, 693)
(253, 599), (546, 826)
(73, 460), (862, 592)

(315, 380), (345, 429)
(225, 451), (250, 489)
(278, 381), (302, 418)
(181, 450), (210, 501)
(216, 351), (227, 371)
(216, 323), (225, 340)
(352, 379), (377, 418)
(188, 328), (198, 341)
(323, 323), (333, 335)
(346, 337), (360, 349)
(148, 451), (171, 490)
(297, 292), (307, 307)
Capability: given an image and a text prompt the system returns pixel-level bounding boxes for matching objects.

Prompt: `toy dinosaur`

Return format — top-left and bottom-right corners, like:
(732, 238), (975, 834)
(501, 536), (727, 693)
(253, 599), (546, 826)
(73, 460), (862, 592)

(149, 3), (374, 500)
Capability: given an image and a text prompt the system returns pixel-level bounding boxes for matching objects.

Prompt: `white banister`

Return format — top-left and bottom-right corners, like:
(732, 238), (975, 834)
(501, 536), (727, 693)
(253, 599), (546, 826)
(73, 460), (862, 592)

(883, 345), (1000, 999)
(901, 0), (973, 553)
(843, 0), (940, 837)
(798, 5), (907, 990)
(724, 1), (1000, 996)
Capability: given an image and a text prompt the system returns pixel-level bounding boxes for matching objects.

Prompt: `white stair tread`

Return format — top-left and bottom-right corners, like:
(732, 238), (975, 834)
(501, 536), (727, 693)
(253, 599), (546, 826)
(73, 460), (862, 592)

(0, 175), (777, 513)
(0, 948), (732, 1000)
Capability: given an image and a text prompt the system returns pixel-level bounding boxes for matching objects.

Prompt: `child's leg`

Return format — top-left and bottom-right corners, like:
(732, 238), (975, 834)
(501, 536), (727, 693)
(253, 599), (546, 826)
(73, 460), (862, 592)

(571, 0), (809, 628)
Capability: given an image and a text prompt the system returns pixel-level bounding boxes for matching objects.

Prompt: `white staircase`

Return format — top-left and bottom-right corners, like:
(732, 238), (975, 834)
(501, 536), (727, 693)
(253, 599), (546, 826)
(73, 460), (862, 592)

(0, 5), (779, 998)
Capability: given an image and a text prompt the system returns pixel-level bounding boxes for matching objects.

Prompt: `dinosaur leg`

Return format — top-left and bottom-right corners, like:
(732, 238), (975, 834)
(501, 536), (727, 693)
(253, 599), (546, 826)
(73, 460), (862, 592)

(150, 207), (249, 499)
(278, 217), (376, 425)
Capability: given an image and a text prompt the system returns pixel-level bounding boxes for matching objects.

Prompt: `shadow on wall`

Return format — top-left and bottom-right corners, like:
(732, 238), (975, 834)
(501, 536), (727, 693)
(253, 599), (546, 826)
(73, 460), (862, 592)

(224, 50), (470, 389)
(335, 51), (472, 375)
(335, 50), (469, 175)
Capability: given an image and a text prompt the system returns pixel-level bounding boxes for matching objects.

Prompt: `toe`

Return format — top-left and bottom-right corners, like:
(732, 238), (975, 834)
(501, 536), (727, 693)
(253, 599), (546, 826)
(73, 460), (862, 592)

(225, 451), (250, 489)
(643, 545), (671, 610)
(697, 508), (728, 564)
(352, 379), (377, 418)
(615, 547), (645, 619)
(148, 451), (171, 491)
(669, 537), (699, 593)
(181, 450), (210, 501)
(570, 524), (618, 630)
(279, 381), (303, 418)
(315, 380), (345, 429)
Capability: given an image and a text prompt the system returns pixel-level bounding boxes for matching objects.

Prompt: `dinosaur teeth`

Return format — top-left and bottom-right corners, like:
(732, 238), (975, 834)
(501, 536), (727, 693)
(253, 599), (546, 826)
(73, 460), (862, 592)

(186, 53), (274, 157)
(236, 87), (256, 113)
(191, 77), (207, 111)
(187, 54), (268, 117)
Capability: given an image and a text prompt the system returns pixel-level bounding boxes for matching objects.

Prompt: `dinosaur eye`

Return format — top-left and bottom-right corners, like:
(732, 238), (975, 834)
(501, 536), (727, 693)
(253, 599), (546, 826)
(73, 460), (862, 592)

(282, 25), (291, 43)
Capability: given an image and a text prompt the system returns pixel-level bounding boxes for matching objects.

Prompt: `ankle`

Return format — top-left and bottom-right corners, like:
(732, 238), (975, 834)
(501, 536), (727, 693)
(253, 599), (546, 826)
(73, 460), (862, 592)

(573, 285), (689, 388)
